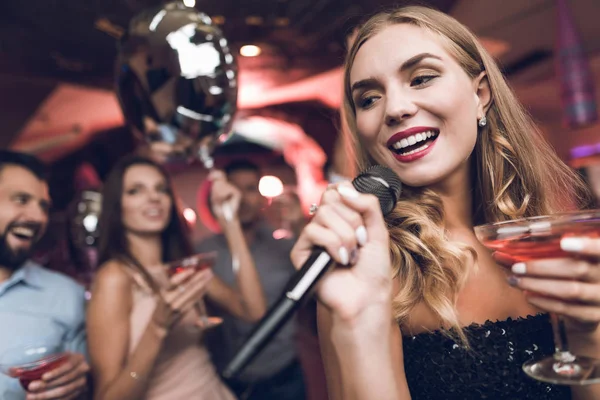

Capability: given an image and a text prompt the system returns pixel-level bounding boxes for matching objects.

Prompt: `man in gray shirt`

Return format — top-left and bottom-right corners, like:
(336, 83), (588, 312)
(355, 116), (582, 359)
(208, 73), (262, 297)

(0, 151), (89, 400)
(197, 160), (306, 400)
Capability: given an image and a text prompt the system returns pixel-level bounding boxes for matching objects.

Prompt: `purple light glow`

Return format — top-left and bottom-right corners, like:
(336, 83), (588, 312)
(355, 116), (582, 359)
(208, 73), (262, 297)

(571, 143), (600, 158)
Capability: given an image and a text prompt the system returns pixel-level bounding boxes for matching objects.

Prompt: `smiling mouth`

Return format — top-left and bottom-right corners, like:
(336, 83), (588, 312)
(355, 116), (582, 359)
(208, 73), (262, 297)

(9, 226), (38, 241)
(143, 209), (163, 218)
(388, 130), (439, 156)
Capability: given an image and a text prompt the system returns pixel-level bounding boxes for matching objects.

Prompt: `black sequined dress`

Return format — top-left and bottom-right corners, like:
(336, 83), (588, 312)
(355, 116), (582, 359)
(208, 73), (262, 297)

(402, 314), (572, 399)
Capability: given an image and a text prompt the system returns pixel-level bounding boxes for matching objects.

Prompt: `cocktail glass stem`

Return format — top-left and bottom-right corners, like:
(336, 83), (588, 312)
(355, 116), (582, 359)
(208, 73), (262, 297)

(550, 313), (578, 375)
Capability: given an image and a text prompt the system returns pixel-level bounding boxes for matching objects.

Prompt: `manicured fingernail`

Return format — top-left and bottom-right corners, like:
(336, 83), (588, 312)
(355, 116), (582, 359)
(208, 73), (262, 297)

(561, 237), (585, 252)
(507, 275), (520, 287)
(337, 185), (359, 199)
(338, 247), (349, 265)
(511, 263), (527, 274)
(355, 226), (368, 246)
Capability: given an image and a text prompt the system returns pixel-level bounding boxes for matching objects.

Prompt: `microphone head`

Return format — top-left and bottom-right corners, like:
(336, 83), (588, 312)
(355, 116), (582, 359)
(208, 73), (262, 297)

(352, 165), (402, 216)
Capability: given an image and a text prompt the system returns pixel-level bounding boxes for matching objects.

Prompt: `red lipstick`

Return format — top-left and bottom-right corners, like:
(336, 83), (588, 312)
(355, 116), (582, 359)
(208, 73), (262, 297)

(387, 126), (439, 163)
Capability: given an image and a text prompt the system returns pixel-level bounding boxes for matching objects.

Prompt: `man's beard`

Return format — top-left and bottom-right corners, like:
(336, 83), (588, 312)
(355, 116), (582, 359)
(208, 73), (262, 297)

(0, 224), (40, 272)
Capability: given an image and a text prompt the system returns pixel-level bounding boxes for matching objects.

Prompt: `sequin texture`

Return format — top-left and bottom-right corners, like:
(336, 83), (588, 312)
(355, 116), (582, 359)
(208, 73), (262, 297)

(402, 314), (572, 399)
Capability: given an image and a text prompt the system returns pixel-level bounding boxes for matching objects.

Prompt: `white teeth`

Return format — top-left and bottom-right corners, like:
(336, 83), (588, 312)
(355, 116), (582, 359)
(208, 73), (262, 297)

(145, 209), (160, 217)
(390, 130), (438, 150)
(401, 143), (430, 155)
(11, 227), (34, 238)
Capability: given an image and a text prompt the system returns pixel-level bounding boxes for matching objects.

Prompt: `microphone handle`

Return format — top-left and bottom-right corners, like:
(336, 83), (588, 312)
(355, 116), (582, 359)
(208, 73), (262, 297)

(222, 248), (333, 379)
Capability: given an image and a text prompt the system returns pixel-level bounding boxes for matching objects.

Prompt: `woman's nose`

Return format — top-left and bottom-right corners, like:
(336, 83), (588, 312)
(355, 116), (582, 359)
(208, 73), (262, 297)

(384, 88), (418, 127)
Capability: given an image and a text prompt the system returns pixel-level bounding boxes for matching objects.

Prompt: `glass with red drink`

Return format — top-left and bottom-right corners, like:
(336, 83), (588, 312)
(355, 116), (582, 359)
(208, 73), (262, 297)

(0, 340), (68, 390)
(475, 210), (600, 385)
(165, 252), (223, 329)
(165, 252), (217, 277)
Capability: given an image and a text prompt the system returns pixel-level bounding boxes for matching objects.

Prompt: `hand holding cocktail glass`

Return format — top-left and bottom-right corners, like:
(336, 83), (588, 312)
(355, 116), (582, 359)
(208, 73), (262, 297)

(476, 210), (600, 385)
(164, 252), (222, 329)
(152, 259), (215, 333)
(0, 337), (89, 399)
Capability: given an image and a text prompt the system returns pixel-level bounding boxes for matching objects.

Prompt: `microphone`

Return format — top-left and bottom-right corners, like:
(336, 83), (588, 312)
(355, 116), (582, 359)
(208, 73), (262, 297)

(222, 165), (402, 379)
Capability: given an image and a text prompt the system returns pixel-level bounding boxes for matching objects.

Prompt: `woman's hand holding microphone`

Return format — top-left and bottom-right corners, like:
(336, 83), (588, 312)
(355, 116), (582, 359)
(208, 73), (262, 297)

(290, 182), (393, 326)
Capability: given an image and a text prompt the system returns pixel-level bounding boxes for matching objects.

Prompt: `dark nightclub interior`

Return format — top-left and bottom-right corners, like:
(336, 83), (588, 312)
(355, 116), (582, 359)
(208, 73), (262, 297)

(2, 0), (600, 399)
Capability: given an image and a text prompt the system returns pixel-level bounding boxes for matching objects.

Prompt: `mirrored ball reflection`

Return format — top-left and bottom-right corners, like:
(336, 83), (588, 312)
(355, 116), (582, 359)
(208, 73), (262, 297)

(116, 1), (238, 163)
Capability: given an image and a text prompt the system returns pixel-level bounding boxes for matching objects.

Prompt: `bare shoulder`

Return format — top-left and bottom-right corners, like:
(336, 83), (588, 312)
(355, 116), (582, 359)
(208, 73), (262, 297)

(93, 260), (133, 292)
(88, 260), (134, 318)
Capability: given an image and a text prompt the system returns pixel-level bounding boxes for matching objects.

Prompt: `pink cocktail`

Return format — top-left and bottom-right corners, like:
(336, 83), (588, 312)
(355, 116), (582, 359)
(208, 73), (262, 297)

(0, 341), (67, 390)
(476, 210), (600, 385)
(165, 252), (217, 278)
(481, 217), (600, 262)
(165, 252), (222, 329)
(9, 353), (69, 389)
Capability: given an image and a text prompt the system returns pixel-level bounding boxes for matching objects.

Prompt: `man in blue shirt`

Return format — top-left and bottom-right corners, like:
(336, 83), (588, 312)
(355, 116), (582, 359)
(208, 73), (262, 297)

(0, 151), (89, 400)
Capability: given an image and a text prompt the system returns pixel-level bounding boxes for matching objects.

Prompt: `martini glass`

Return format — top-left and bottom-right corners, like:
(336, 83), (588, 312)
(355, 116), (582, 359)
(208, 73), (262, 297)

(166, 252), (223, 329)
(0, 339), (68, 391)
(475, 210), (600, 385)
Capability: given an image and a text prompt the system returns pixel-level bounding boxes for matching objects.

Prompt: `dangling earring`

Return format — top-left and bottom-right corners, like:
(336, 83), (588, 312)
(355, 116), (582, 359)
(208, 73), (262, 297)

(478, 116), (487, 127)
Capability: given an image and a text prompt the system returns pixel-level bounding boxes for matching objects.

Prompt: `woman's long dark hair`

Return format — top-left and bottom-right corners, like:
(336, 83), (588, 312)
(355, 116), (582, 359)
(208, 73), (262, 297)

(98, 155), (192, 289)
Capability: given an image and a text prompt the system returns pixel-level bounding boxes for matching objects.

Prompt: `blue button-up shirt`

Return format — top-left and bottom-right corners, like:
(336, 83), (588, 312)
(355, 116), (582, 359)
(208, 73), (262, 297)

(0, 261), (87, 399)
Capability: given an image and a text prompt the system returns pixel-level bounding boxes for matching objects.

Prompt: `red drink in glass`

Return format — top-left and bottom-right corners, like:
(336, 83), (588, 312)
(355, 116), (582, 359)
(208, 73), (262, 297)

(475, 210), (600, 385)
(481, 225), (600, 261)
(9, 353), (69, 389)
(164, 252), (222, 330)
(166, 252), (216, 277)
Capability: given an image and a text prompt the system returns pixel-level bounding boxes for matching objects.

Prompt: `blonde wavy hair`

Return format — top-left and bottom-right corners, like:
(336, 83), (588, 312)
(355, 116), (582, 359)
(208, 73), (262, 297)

(342, 6), (592, 336)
